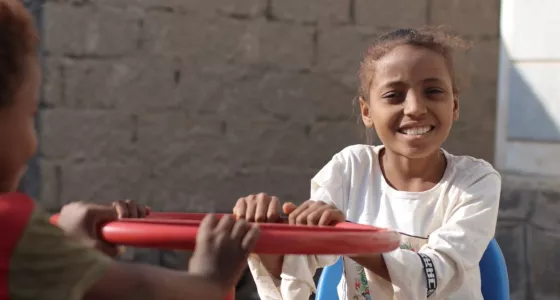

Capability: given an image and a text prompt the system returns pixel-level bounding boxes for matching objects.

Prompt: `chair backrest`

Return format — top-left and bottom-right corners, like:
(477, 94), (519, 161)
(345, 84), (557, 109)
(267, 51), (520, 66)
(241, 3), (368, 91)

(479, 239), (510, 299)
(316, 238), (510, 300)
(315, 256), (343, 300)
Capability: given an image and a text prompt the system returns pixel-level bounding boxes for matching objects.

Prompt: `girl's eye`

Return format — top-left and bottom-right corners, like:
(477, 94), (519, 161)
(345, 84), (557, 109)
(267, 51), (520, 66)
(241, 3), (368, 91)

(382, 91), (404, 99)
(425, 88), (443, 95)
(382, 91), (396, 98)
(382, 91), (405, 104)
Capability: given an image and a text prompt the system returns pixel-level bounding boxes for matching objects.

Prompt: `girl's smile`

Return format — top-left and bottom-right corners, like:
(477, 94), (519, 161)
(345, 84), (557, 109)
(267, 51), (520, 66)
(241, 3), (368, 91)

(397, 124), (435, 140)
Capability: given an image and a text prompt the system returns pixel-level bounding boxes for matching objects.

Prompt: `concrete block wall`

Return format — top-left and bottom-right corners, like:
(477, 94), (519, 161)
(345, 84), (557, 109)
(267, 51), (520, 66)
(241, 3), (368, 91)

(498, 176), (560, 300)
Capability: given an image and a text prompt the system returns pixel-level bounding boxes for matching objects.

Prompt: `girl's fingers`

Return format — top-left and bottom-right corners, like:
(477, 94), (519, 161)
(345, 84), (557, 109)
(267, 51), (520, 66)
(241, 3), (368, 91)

(287, 201), (310, 225)
(306, 207), (328, 225)
(318, 208), (345, 226)
(233, 197), (248, 219)
(255, 193), (270, 223)
(267, 196), (281, 222)
(125, 199), (139, 219)
(282, 202), (297, 215)
(244, 195), (257, 222)
(113, 200), (129, 219)
(136, 203), (148, 218)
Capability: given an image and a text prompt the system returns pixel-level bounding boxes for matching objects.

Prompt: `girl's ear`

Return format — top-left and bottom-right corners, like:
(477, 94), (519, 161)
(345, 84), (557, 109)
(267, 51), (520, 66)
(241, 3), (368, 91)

(452, 95), (459, 121)
(359, 97), (374, 128)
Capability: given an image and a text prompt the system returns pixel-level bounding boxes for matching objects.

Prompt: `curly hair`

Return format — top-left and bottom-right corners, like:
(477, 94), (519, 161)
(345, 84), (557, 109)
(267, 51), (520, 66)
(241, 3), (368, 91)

(0, 0), (39, 109)
(358, 26), (472, 99)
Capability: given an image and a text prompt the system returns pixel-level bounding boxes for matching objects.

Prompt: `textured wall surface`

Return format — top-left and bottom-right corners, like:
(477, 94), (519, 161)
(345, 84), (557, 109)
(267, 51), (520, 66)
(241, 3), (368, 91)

(498, 175), (560, 300)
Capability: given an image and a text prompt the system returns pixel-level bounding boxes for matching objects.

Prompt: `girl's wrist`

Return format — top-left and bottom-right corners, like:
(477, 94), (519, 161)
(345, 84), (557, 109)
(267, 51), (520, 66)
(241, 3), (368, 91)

(349, 253), (382, 260)
(258, 254), (284, 279)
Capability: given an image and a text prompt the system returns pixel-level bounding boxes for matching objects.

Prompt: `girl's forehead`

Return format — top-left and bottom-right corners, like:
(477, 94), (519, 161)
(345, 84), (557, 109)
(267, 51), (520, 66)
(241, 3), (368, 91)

(373, 45), (451, 83)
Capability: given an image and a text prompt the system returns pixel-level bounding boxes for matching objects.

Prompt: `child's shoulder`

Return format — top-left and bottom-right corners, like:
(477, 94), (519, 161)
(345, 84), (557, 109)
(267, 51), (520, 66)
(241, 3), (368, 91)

(444, 151), (501, 186)
(446, 151), (498, 174)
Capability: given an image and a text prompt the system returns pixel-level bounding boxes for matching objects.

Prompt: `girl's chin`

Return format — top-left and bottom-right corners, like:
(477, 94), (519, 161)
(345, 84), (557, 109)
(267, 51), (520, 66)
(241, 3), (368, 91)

(386, 143), (442, 160)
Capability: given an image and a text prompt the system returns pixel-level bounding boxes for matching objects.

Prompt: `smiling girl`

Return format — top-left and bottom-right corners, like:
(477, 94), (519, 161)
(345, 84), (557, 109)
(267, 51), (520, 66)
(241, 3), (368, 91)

(234, 27), (501, 300)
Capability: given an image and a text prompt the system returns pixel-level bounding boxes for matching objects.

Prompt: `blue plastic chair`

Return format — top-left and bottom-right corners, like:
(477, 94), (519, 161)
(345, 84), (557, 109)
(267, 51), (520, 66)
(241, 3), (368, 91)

(316, 238), (509, 300)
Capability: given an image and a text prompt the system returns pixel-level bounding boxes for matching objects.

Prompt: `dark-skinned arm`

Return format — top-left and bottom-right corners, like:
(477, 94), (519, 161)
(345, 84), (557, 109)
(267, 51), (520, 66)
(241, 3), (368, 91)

(349, 254), (391, 282)
(84, 261), (225, 300)
(258, 255), (284, 279)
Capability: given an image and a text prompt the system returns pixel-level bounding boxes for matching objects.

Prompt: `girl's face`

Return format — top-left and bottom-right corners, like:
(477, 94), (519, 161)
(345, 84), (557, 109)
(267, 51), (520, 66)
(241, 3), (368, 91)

(0, 56), (41, 192)
(360, 44), (458, 159)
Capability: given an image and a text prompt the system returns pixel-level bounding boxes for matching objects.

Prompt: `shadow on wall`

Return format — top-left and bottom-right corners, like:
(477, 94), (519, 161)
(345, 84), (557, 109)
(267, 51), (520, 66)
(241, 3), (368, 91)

(504, 49), (560, 141)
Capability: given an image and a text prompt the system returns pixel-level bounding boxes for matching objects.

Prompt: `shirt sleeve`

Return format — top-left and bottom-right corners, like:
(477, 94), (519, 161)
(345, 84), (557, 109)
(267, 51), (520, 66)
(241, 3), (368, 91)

(248, 155), (345, 300)
(380, 171), (501, 299)
(5, 199), (112, 300)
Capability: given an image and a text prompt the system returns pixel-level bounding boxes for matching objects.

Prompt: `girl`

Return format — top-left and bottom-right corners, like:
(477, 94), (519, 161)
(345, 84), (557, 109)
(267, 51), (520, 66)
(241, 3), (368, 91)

(234, 27), (501, 300)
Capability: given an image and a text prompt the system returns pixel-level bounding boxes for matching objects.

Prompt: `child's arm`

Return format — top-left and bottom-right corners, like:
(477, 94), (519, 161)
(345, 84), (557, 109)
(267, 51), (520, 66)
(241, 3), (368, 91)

(2, 197), (258, 300)
(354, 170), (501, 299)
(84, 262), (226, 300)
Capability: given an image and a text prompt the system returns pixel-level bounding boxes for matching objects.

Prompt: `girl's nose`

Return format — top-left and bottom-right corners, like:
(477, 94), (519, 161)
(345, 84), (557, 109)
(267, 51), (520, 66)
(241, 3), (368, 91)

(403, 92), (427, 117)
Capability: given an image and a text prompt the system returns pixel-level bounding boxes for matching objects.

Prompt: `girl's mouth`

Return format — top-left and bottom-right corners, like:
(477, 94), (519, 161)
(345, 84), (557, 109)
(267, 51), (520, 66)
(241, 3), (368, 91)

(398, 125), (434, 136)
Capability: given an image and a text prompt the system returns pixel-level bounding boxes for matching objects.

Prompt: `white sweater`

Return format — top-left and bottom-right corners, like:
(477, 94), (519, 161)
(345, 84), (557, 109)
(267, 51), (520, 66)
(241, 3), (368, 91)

(248, 145), (501, 300)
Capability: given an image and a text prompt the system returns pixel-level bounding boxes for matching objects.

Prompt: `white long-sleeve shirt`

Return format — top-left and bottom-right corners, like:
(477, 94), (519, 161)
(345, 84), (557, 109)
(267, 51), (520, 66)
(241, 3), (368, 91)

(248, 144), (501, 300)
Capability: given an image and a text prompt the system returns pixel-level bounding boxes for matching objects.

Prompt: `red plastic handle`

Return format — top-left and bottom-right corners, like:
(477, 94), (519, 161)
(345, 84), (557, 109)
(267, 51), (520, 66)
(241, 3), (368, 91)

(50, 212), (400, 255)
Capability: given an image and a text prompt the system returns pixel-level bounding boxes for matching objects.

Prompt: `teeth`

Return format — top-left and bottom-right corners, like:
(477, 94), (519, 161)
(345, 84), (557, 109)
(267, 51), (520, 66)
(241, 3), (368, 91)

(401, 126), (432, 135)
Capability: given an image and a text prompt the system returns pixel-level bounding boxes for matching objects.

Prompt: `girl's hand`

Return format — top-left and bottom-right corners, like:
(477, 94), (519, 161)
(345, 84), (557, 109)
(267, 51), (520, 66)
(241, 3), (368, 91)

(233, 193), (345, 226)
(112, 199), (150, 219)
(285, 200), (345, 226)
(233, 193), (282, 223)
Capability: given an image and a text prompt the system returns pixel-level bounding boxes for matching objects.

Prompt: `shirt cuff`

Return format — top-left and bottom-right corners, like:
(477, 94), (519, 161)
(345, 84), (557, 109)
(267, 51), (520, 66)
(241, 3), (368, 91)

(382, 249), (427, 299)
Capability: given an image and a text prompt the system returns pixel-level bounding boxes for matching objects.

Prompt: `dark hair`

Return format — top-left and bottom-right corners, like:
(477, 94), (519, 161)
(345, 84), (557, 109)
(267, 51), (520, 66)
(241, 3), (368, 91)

(358, 26), (472, 99)
(356, 26), (472, 144)
(0, 0), (39, 109)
